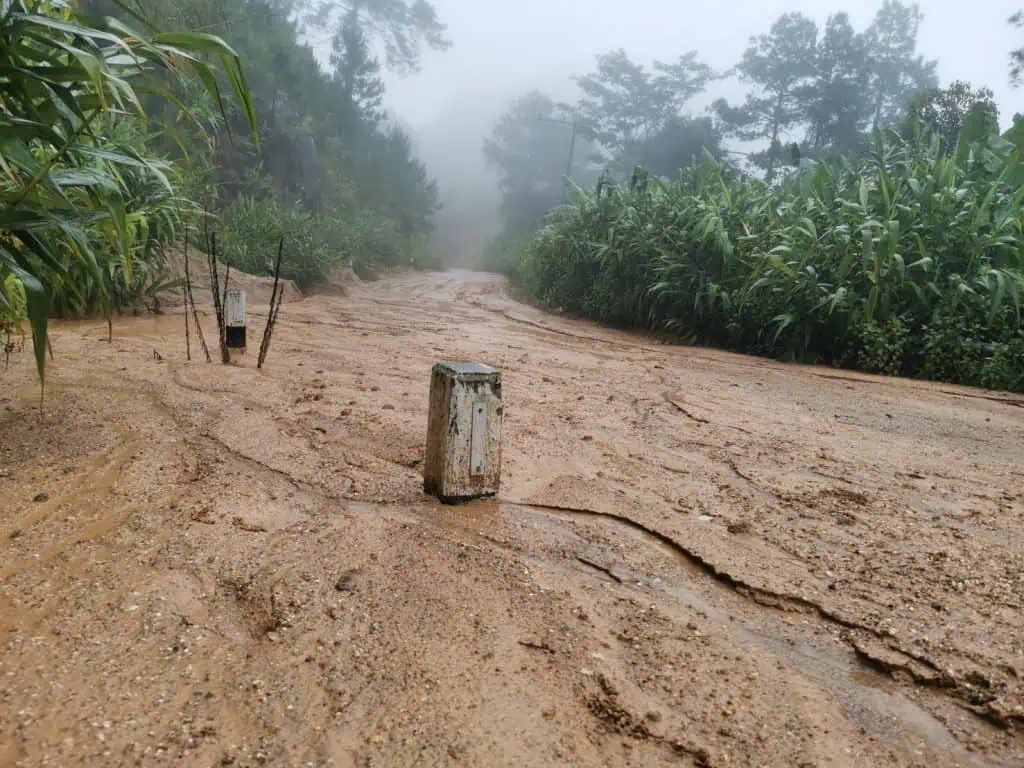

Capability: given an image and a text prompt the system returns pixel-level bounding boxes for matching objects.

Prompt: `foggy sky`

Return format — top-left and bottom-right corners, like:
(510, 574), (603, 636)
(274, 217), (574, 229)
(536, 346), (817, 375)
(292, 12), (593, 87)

(385, 0), (1022, 130)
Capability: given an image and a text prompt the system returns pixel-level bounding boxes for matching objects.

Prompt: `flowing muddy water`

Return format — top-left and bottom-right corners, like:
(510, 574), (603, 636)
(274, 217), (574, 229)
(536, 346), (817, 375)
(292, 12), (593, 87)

(1, 270), (1022, 767)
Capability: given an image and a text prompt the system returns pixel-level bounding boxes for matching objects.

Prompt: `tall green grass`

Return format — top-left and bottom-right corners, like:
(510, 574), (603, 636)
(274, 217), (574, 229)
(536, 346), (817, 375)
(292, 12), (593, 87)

(1, 0), (256, 390)
(518, 131), (1024, 392)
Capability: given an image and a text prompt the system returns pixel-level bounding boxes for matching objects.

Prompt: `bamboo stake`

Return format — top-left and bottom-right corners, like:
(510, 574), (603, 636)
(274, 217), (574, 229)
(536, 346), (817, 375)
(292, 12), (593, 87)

(183, 230), (192, 361)
(258, 237), (285, 368)
(207, 233), (230, 365)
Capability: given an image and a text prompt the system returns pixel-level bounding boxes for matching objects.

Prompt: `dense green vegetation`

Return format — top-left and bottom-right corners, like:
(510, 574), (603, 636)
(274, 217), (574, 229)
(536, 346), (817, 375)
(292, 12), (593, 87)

(486, 3), (1024, 392)
(1, 0), (447, 390)
(89, 0), (445, 284)
(486, 2), (946, 255)
(516, 126), (1024, 391)
(0, 0), (258, 386)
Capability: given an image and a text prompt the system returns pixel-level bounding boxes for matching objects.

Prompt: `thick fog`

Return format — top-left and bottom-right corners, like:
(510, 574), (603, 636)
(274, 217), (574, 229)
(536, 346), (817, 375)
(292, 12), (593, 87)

(320, 1), (1024, 263)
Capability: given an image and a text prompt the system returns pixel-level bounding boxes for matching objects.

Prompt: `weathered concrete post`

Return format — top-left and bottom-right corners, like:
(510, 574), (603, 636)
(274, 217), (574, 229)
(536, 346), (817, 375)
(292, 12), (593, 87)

(423, 362), (503, 504)
(225, 289), (247, 353)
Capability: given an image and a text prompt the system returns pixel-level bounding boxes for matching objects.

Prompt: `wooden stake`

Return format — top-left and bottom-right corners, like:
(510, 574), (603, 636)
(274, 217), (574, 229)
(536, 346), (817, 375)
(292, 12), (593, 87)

(258, 237), (285, 369)
(207, 233), (230, 365)
(183, 230), (192, 361)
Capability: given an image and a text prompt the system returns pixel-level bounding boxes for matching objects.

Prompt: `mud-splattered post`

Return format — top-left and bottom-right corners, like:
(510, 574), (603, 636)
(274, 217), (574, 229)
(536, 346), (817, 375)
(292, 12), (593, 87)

(225, 290), (247, 354)
(423, 362), (503, 504)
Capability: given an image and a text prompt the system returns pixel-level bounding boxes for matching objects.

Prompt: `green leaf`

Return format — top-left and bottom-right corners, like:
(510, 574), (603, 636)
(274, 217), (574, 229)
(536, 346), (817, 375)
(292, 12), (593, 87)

(14, 262), (49, 395)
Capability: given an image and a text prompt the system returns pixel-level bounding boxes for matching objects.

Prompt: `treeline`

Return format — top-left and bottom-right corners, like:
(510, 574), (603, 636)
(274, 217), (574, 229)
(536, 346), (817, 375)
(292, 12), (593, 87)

(85, 0), (447, 287)
(485, 2), (1002, 248)
(488, 3), (1024, 392)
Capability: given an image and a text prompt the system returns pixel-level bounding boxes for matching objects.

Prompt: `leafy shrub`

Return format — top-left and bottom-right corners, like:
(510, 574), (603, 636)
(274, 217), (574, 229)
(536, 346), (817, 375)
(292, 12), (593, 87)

(215, 170), (428, 289)
(917, 312), (988, 384)
(515, 131), (1024, 392)
(856, 316), (911, 375)
(217, 184), (334, 292)
(0, 1), (255, 388)
(980, 337), (1024, 392)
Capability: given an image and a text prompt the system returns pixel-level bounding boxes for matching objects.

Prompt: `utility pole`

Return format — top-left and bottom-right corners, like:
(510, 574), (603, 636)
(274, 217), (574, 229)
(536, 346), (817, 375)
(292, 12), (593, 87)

(536, 114), (582, 200)
(565, 120), (578, 182)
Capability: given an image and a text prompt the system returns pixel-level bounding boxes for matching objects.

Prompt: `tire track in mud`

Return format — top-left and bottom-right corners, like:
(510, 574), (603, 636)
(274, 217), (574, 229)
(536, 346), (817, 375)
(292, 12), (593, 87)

(0, 435), (143, 567)
(503, 498), (1020, 758)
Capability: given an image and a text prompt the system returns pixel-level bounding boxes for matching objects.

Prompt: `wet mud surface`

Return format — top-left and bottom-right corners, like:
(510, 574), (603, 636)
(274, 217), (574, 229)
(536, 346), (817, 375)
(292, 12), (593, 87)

(1, 270), (1022, 766)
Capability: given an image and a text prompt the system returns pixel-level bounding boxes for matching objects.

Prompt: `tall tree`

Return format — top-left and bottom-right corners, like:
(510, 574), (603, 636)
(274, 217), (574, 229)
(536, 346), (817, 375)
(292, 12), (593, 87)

(571, 49), (715, 169)
(630, 117), (725, 179)
(903, 81), (1000, 151)
(864, 1), (937, 126)
(358, 125), (440, 237)
(302, 0), (450, 75)
(799, 13), (871, 153)
(330, 6), (386, 133)
(712, 13), (818, 181)
(484, 92), (595, 234)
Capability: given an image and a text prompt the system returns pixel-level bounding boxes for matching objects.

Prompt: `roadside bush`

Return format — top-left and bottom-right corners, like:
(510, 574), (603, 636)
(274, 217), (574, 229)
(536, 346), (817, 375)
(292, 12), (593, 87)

(516, 132), (1024, 392)
(856, 316), (911, 375)
(980, 337), (1024, 392)
(215, 170), (432, 289)
(216, 183), (334, 291)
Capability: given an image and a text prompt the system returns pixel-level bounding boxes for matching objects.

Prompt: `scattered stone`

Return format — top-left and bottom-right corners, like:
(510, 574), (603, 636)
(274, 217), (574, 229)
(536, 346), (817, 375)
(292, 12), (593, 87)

(335, 569), (359, 592)
(726, 520), (751, 535)
(32, 492), (49, 503)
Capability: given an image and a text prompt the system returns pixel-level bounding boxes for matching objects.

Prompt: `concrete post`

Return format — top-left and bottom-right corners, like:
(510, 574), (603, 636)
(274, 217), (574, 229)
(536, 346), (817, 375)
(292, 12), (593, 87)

(225, 290), (246, 352)
(423, 362), (503, 504)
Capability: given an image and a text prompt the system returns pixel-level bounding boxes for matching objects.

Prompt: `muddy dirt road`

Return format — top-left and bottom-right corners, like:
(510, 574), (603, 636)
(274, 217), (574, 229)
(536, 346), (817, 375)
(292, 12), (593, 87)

(1, 270), (1023, 767)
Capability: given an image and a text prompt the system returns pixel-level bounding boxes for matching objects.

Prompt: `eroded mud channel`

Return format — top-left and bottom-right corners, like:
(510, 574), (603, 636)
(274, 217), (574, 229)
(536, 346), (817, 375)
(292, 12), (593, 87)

(487, 502), (987, 765)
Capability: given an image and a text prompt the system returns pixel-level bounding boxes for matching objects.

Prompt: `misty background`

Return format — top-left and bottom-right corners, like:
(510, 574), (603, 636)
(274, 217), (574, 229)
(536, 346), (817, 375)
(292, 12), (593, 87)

(314, 0), (1022, 264)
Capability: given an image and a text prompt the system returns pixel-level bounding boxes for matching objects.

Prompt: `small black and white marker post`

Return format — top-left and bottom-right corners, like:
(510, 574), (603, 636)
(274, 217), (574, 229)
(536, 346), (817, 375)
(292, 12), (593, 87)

(225, 289), (247, 353)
